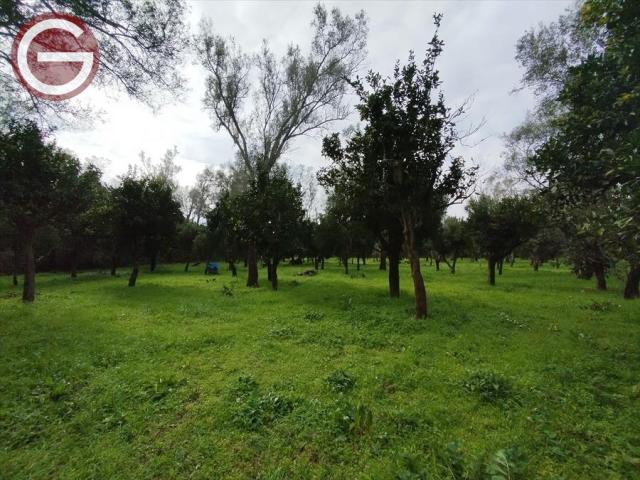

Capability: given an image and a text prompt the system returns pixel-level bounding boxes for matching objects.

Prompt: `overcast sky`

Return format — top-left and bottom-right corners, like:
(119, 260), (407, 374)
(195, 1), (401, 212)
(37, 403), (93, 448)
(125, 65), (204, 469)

(54, 0), (572, 213)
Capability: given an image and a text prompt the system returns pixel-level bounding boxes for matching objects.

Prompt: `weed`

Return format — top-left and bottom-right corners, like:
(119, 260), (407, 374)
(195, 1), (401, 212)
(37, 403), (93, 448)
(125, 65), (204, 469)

(334, 401), (373, 438)
(463, 371), (513, 403)
(326, 370), (356, 393)
(221, 284), (234, 297)
(580, 301), (614, 313)
(269, 326), (295, 339)
(302, 310), (325, 321)
(228, 377), (295, 431)
(484, 447), (526, 479)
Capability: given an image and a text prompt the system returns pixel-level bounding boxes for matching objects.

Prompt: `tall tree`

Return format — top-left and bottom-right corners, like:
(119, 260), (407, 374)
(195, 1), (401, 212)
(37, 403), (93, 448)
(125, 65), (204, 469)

(514, 0), (640, 298)
(347, 16), (476, 317)
(0, 122), (81, 301)
(195, 4), (368, 286)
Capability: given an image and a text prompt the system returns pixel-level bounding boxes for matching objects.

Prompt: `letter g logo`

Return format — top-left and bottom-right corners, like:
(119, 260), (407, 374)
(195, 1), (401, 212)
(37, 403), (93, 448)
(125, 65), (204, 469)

(11, 13), (99, 101)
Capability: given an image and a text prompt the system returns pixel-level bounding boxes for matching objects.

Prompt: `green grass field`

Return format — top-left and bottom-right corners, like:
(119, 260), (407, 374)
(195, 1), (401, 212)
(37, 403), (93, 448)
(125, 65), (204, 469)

(1, 260), (639, 479)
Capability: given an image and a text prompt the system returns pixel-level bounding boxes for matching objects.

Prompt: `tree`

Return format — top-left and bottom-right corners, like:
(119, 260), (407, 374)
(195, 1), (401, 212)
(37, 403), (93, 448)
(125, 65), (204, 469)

(111, 173), (182, 287)
(0, 122), (81, 301)
(177, 221), (204, 272)
(195, 4), (367, 287)
(59, 164), (107, 278)
(346, 16), (476, 317)
(1, 0), (189, 125)
(521, 226), (566, 271)
(206, 191), (244, 278)
(513, 0), (640, 298)
(320, 130), (404, 297)
(466, 194), (539, 286)
(252, 169), (305, 290)
(432, 217), (468, 274)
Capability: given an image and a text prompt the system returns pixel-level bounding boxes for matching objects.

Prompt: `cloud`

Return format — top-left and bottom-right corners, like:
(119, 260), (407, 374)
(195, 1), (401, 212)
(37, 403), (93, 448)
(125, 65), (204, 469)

(53, 0), (571, 197)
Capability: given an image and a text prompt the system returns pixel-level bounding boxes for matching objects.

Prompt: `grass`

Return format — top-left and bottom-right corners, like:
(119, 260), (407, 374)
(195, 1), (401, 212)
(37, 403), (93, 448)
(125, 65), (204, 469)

(1, 259), (639, 479)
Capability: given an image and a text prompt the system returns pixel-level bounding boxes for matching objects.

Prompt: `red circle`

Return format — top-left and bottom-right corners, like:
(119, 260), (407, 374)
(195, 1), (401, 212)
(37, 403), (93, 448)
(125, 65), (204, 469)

(11, 13), (100, 101)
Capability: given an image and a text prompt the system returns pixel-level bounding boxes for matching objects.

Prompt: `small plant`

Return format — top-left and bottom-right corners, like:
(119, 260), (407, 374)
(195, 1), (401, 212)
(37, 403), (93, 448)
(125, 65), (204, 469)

(463, 371), (512, 403)
(444, 441), (466, 480)
(48, 379), (70, 401)
(228, 377), (294, 431)
(326, 370), (356, 393)
(334, 401), (373, 438)
(269, 326), (295, 339)
(484, 447), (525, 479)
(221, 284), (234, 297)
(141, 376), (185, 402)
(303, 310), (324, 321)
(340, 295), (353, 311)
(580, 301), (613, 313)
(395, 454), (428, 480)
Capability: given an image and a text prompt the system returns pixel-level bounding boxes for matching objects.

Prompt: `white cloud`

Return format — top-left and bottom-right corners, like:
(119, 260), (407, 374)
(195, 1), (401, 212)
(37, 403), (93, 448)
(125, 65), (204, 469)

(53, 0), (571, 198)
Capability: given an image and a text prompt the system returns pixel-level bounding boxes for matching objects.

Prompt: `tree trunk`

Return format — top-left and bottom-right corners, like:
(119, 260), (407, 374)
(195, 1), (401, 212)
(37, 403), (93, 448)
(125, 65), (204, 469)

(388, 249), (400, 298)
(356, 256), (360, 271)
(593, 261), (607, 291)
(128, 257), (139, 287)
(435, 257), (440, 271)
(343, 255), (349, 275)
(321, 258), (325, 269)
(246, 241), (259, 287)
(150, 250), (157, 272)
(267, 260), (273, 282)
(22, 233), (36, 302)
(498, 258), (504, 276)
(510, 254), (515, 267)
(623, 265), (640, 299)
(271, 259), (279, 290)
(451, 257), (457, 274)
(184, 261), (190, 272)
(70, 247), (78, 278)
(488, 257), (496, 286)
(379, 252), (387, 271)
(314, 257), (320, 270)
(230, 261), (237, 277)
(401, 212), (427, 318)
(533, 260), (539, 272)
(110, 254), (117, 276)
(12, 240), (20, 286)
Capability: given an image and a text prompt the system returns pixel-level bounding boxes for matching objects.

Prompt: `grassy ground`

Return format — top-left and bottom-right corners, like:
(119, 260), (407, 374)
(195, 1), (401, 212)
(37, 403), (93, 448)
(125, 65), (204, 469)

(1, 259), (639, 479)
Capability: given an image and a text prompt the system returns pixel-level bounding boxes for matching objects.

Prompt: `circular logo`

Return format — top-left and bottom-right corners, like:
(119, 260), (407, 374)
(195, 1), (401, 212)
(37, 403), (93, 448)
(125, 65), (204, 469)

(11, 13), (99, 101)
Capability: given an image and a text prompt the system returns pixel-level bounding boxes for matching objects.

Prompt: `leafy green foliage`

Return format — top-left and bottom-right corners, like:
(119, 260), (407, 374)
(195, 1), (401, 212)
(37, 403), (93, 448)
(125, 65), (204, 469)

(227, 376), (295, 431)
(484, 448), (526, 480)
(463, 372), (513, 403)
(326, 370), (356, 393)
(333, 401), (373, 438)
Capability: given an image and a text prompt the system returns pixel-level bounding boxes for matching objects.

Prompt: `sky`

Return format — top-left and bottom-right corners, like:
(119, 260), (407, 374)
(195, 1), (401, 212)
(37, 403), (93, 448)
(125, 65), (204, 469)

(53, 0), (573, 214)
